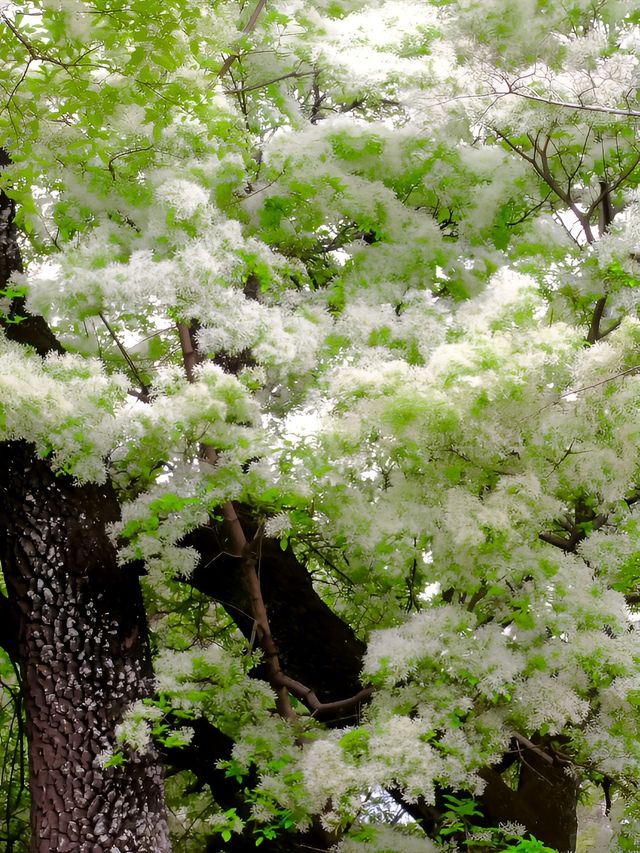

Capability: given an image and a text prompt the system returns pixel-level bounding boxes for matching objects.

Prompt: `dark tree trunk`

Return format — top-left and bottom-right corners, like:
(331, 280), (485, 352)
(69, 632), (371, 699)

(471, 745), (578, 851)
(515, 750), (578, 852)
(0, 442), (170, 853)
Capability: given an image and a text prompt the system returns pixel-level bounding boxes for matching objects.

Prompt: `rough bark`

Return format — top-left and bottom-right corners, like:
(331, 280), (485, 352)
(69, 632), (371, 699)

(0, 442), (170, 853)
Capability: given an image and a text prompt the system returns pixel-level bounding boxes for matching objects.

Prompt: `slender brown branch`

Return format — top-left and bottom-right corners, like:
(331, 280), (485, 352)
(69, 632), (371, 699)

(224, 69), (314, 96)
(546, 440), (575, 474)
(217, 0), (268, 78)
(586, 296), (608, 344)
(598, 318), (622, 340)
(559, 365), (640, 398)
(175, 322), (249, 553)
(107, 146), (153, 180)
(426, 86), (640, 120)
(305, 542), (355, 587)
(274, 673), (373, 720)
(98, 312), (149, 398)
(534, 135), (594, 243)
(494, 129), (536, 166)
(506, 190), (553, 226)
(494, 128), (594, 243)
(506, 86), (640, 119)
(587, 156), (640, 223)
(176, 321), (202, 382)
(2, 13), (70, 69)
(523, 364), (640, 425)
(513, 733), (554, 765)
(586, 178), (633, 343)
(241, 530), (296, 720)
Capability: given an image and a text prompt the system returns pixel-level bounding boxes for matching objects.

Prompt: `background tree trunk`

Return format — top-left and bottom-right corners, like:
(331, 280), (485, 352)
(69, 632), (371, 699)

(515, 751), (578, 852)
(0, 442), (170, 853)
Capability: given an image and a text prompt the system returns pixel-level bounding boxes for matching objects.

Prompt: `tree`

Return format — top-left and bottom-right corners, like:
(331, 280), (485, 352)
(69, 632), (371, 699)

(0, 0), (640, 850)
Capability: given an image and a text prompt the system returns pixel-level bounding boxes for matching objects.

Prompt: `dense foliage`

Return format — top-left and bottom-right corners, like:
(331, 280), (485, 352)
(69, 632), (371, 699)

(1, 0), (640, 850)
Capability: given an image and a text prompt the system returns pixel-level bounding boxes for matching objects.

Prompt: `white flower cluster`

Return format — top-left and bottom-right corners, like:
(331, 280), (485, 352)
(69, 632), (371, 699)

(114, 701), (163, 755)
(332, 825), (438, 853)
(194, 289), (329, 378)
(594, 201), (640, 276)
(285, 0), (440, 89)
(0, 339), (128, 481)
(154, 644), (277, 739)
(154, 179), (210, 220)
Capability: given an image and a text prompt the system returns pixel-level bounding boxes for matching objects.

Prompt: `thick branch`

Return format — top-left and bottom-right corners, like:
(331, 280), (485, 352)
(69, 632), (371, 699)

(586, 181), (614, 344)
(586, 296), (608, 344)
(539, 530), (577, 551)
(183, 521), (367, 708)
(494, 130), (594, 243)
(539, 512), (607, 553)
(176, 321), (202, 383)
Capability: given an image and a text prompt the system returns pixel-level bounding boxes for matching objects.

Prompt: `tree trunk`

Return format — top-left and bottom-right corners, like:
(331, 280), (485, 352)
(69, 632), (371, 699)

(516, 749), (578, 852)
(477, 748), (578, 852)
(0, 441), (170, 853)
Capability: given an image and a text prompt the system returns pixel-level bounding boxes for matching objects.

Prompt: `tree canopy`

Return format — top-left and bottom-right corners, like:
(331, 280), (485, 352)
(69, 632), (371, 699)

(1, 0), (640, 851)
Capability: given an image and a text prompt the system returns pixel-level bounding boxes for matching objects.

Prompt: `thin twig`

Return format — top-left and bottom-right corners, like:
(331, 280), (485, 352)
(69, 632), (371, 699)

(513, 732), (554, 765)
(2, 13), (70, 68)
(424, 86), (640, 119)
(224, 68), (314, 95)
(522, 364), (640, 425)
(507, 86), (640, 119)
(98, 312), (149, 398)
(274, 673), (373, 719)
(107, 146), (153, 180)
(559, 364), (640, 399)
